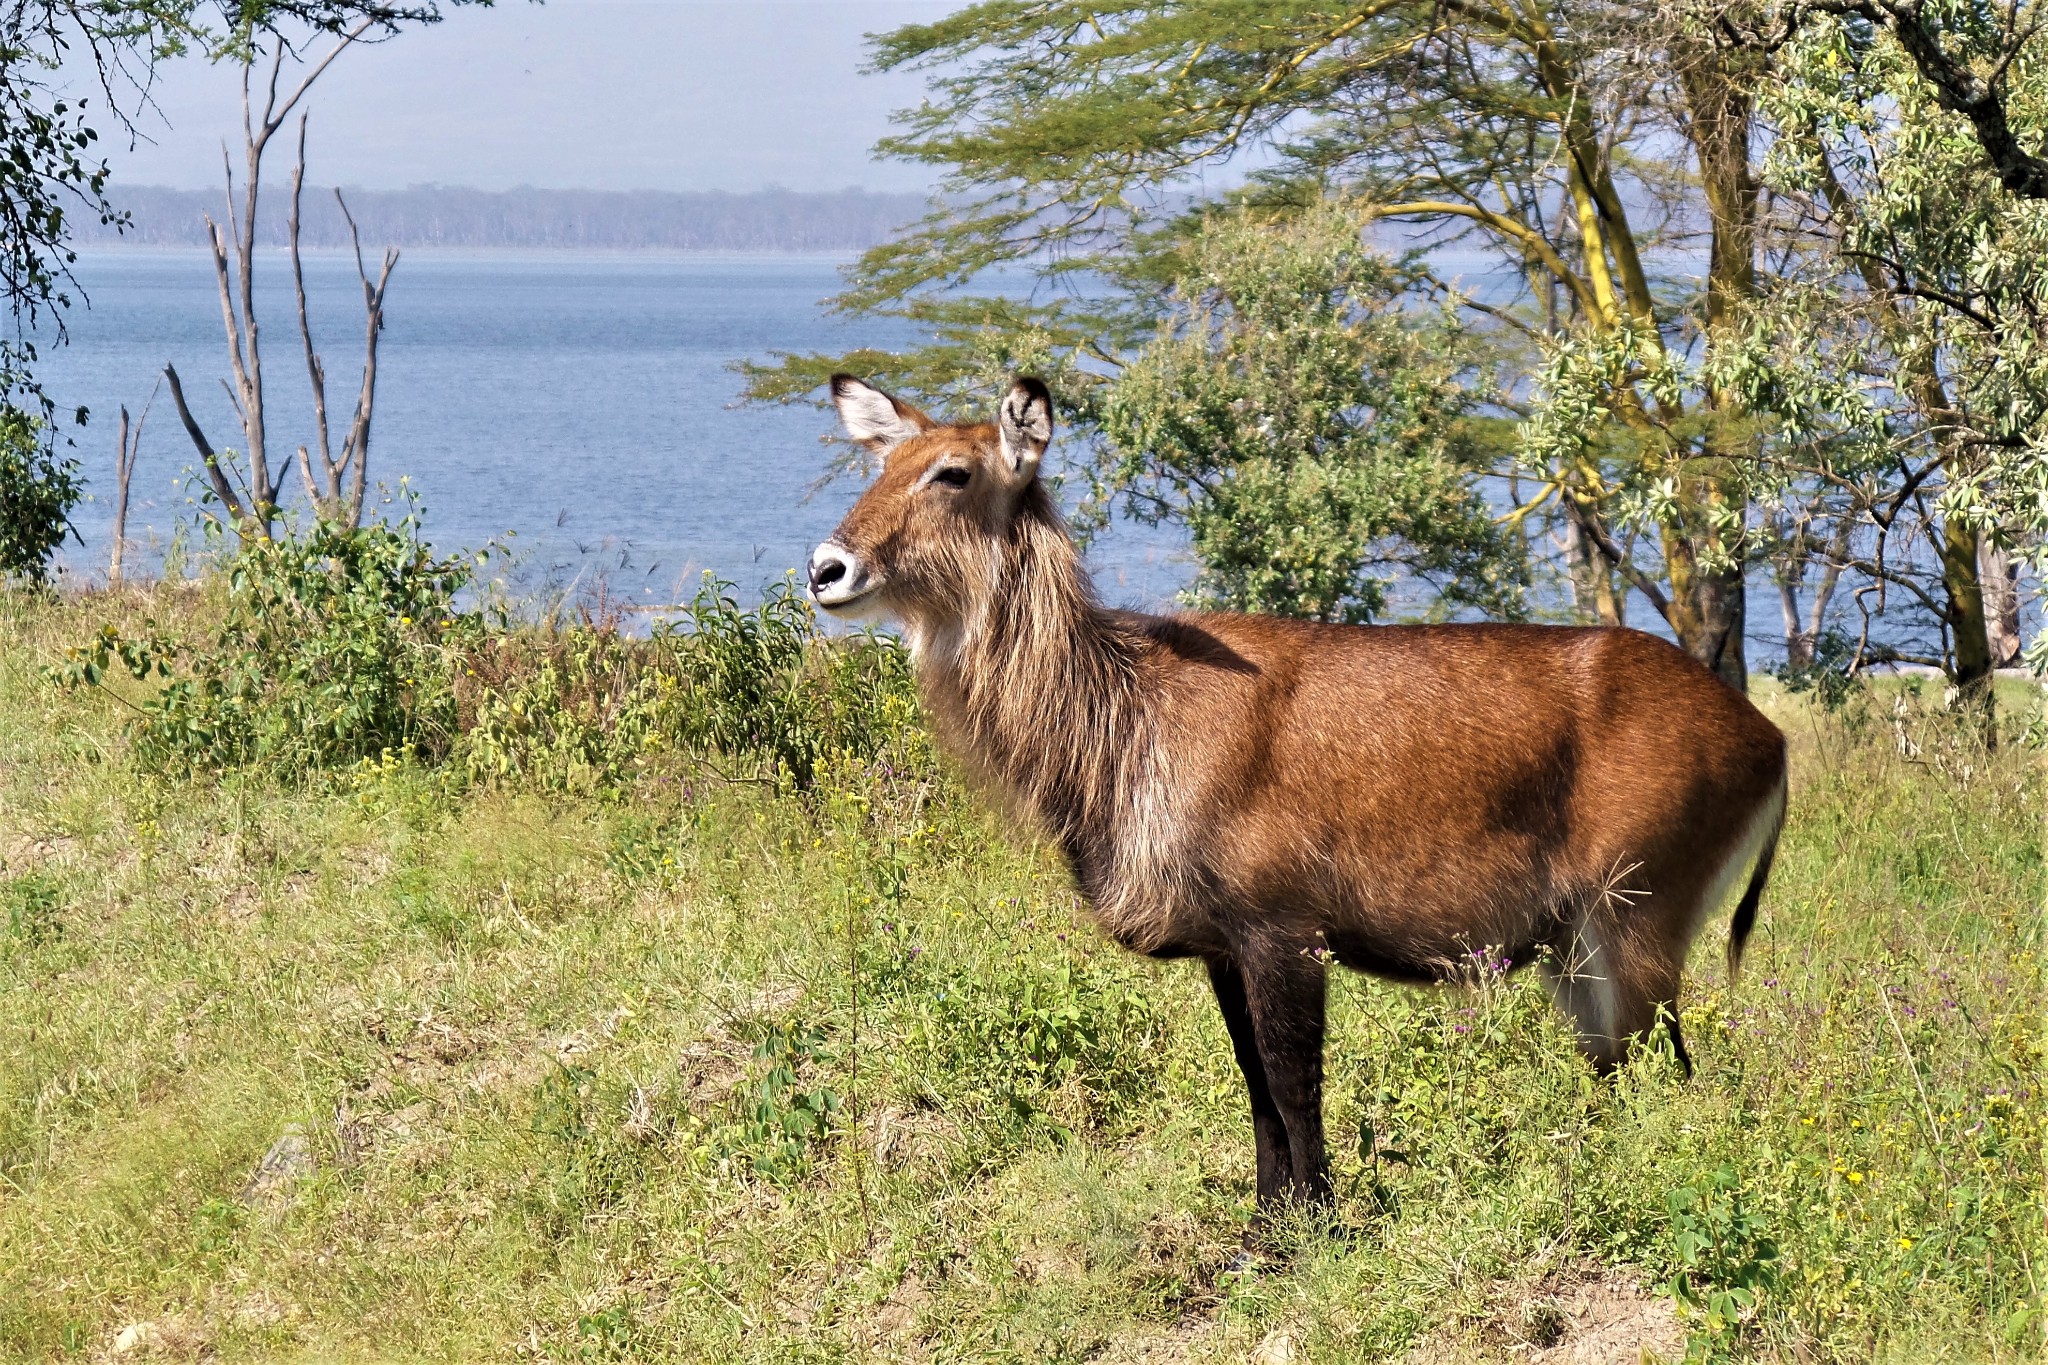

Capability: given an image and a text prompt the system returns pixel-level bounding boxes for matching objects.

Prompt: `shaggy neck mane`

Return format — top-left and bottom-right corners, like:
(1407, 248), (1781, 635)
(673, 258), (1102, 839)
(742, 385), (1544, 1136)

(912, 494), (1149, 869)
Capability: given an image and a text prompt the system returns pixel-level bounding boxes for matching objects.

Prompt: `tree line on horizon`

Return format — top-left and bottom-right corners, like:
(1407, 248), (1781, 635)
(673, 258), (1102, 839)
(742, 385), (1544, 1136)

(74, 185), (931, 253)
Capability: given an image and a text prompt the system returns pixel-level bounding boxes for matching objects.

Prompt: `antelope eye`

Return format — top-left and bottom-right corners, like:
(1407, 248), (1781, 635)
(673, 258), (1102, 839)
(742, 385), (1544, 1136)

(932, 466), (972, 489)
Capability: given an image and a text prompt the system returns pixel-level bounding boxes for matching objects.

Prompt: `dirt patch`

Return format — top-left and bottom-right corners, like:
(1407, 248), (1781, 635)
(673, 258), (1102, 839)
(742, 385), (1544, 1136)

(1084, 1320), (1218, 1364)
(1, 832), (76, 872)
(867, 1103), (962, 1171)
(843, 1270), (934, 1355)
(677, 1034), (750, 1111)
(97, 1317), (212, 1361)
(1406, 1264), (1684, 1365)
(674, 981), (807, 1112)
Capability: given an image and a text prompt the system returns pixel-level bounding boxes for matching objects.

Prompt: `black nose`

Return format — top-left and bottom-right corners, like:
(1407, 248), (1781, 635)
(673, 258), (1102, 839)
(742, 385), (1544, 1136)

(810, 556), (846, 593)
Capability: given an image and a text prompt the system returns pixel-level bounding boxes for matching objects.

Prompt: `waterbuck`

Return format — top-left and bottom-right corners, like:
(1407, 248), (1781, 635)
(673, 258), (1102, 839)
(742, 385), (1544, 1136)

(807, 375), (1789, 1213)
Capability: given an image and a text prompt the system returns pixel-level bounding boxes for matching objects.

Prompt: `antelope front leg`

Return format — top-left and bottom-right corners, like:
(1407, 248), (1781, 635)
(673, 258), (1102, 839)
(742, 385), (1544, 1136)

(1205, 956), (1292, 1210)
(1234, 944), (1332, 1210)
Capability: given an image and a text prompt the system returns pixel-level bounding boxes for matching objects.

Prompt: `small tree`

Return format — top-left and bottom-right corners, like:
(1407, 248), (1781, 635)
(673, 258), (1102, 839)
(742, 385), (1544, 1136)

(1097, 204), (1522, 624)
(163, 26), (398, 540)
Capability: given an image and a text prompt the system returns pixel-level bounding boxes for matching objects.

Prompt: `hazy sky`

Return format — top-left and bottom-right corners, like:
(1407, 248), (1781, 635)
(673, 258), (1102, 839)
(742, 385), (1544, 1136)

(86, 0), (953, 193)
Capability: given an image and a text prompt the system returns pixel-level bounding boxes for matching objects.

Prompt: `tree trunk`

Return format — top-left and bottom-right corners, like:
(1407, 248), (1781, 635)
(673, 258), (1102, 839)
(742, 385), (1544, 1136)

(1774, 532), (1811, 670)
(1565, 515), (1622, 626)
(1665, 522), (1747, 689)
(1673, 48), (1760, 694)
(1942, 514), (1996, 712)
(110, 406), (134, 585)
(1982, 536), (2022, 667)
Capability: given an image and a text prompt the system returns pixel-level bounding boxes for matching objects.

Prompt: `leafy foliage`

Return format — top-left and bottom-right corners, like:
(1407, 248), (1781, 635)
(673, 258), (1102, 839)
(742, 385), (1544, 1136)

(1, 872), (63, 947)
(58, 517), (472, 774)
(1666, 1166), (1781, 1353)
(720, 1022), (843, 1183)
(0, 409), (79, 586)
(751, 0), (2048, 689)
(59, 533), (922, 794)
(1723, 5), (2048, 678)
(1098, 205), (1522, 622)
(458, 576), (918, 793)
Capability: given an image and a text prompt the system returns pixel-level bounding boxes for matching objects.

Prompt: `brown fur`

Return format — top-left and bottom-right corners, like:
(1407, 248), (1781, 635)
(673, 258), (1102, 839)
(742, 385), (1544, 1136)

(811, 377), (1790, 1211)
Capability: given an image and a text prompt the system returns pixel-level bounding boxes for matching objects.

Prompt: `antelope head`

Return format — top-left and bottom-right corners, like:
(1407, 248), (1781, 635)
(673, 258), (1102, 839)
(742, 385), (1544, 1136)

(808, 374), (1054, 636)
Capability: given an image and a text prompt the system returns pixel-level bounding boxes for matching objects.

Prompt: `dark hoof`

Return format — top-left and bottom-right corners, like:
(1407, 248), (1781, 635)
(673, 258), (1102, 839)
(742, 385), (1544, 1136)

(1222, 1245), (1267, 1278)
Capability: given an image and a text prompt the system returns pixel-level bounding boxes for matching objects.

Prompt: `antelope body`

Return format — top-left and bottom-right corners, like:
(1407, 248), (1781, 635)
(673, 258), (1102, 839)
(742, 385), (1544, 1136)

(809, 376), (1789, 1211)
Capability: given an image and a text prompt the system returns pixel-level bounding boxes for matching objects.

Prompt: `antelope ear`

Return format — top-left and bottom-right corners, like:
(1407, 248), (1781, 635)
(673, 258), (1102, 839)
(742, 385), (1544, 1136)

(995, 376), (1052, 489)
(831, 374), (932, 456)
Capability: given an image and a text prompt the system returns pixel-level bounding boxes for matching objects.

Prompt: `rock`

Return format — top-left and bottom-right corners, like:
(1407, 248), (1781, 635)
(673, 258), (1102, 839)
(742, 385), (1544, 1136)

(1250, 1330), (1299, 1365)
(238, 1125), (314, 1210)
(110, 1322), (157, 1355)
(107, 1317), (209, 1358)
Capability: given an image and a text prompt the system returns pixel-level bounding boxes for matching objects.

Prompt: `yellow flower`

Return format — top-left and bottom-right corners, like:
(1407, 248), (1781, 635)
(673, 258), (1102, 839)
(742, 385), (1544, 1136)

(1846, 1171), (1864, 1184)
(1898, 1237), (1913, 1250)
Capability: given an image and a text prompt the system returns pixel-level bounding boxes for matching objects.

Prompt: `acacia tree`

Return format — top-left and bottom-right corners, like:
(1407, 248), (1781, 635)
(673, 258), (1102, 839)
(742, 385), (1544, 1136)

(1709, 1), (2047, 699)
(748, 0), (1780, 687)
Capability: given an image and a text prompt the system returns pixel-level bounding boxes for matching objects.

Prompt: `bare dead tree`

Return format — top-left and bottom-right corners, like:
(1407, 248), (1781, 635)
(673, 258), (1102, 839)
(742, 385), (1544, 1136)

(289, 118), (398, 528)
(163, 22), (374, 540)
(108, 385), (154, 585)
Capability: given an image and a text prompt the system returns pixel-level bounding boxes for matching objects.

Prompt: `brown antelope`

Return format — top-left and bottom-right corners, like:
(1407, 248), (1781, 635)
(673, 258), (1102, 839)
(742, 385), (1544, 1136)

(808, 375), (1789, 1213)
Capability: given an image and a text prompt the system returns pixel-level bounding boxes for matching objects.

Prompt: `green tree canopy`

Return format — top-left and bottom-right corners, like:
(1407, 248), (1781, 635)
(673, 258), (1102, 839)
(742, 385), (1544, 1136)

(750, 0), (2048, 692)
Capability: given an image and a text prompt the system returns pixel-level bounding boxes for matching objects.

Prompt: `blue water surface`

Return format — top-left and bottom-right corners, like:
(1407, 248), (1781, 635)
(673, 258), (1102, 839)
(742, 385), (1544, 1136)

(36, 249), (1191, 612)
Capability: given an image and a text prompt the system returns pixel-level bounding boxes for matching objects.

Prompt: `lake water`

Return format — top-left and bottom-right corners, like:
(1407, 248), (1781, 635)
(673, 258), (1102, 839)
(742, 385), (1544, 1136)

(36, 249), (1192, 611)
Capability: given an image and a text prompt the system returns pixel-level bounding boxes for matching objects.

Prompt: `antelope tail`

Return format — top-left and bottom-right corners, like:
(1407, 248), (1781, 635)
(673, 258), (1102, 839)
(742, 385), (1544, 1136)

(1726, 776), (1788, 983)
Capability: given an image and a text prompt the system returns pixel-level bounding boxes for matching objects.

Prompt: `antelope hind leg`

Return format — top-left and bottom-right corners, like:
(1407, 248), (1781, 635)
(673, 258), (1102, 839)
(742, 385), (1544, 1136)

(1544, 913), (1690, 1076)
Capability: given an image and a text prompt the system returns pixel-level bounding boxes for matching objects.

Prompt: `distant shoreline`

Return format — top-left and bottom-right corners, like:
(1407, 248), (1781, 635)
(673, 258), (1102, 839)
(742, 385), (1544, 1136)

(70, 244), (869, 260)
(76, 185), (930, 254)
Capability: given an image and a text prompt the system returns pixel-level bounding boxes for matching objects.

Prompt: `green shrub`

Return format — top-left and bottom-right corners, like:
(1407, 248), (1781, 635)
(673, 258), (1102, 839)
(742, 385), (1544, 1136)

(717, 1021), (843, 1183)
(457, 575), (920, 792)
(0, 408), (80, 588)
(61, 519), (925, 792)
(1666, 1166), (1781, 1354)
(59, 517), (474, 776)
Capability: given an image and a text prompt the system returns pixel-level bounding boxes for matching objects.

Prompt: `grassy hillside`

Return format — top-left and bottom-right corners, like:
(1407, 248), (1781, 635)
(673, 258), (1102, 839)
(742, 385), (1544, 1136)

(0, 586), (2039, 1363)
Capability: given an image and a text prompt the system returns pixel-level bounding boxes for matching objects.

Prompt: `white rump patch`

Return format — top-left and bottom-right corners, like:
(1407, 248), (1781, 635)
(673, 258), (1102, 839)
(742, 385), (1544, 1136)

(1694, 782), (1787, 940)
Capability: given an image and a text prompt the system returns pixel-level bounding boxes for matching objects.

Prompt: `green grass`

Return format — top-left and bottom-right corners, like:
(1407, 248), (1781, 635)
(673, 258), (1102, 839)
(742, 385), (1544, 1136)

(0, 588), (2040, 1362)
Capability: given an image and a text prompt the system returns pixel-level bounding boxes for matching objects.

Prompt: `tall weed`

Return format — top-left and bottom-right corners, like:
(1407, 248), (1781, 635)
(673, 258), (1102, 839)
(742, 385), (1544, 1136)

(457, 576), (919, 792)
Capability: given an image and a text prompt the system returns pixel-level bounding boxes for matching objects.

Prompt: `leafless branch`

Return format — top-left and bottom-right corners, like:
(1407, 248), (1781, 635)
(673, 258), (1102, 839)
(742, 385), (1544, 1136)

(162, 363), (247, 526)
(290, 114), (336, 510)
(1560, 493), (1674, 622)
(335, 188), (398, 528)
